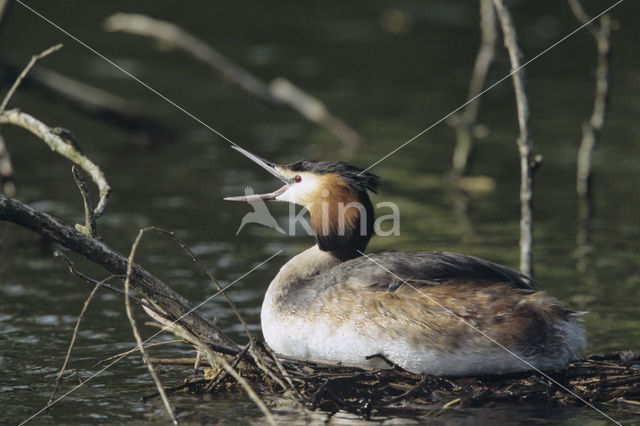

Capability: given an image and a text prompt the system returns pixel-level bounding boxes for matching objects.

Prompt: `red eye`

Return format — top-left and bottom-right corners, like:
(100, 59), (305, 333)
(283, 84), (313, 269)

(294, 175), (302, 183)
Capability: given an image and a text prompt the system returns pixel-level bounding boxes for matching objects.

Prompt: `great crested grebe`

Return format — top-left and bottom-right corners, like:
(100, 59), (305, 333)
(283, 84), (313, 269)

(225, 146), (585, 376)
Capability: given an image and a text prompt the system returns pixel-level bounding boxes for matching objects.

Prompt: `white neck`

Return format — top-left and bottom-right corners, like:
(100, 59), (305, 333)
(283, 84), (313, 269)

(263, 245), (341, 314)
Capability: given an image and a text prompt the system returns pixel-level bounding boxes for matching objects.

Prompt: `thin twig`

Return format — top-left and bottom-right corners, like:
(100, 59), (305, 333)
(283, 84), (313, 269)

(192, 350), (202, 377)
(0, 41), (111, 219)
(132, 226), (285, 383)
(142, 378), (209, 402)
(567, 0), (598, 36)
(0, 44), (62, 113)
(103, 13), (363, 149)
(204, 344), (251, 392)
(200, 344), (276, 425)
(0, 0), (10, 26)
(71, 165), (99, 239)
(138, 227), (253, 341)
(450, 0), (497, 178)
(125, 228), (178, 425)
(134, 227), (294, 395)
(248, 342), (288, 392)
(568, 0), (612, 260)
(492, 0), (541, 277)
(155, 230), (283, 387)
(122, 226), (273, 422)
(142, 304), (277, 425)
(257, 340), (303, 400)
(0, 134), (16, 197)
(0, 59), (170, 136)
(1, 194), (238, 353)
(48, 279), (108, 406)
(53, 250), (162, 316)
(145, 357), (210, 367)
(0, 110), (111, 219)
(386, 375), (427, 404)
(93, 340), (185, 369)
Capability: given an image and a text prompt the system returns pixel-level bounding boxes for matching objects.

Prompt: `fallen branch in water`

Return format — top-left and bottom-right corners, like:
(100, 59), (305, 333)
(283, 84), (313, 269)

(0, 102), (262, 422)
(0, 59), (172, 138)
(0, 54), (273, 419)
(0, 194), (238, 350)
(103, 13), (363, 150)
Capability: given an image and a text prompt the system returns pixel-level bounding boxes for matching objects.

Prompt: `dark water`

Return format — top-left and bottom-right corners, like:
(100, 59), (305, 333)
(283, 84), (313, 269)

(1, 0), (639, 424)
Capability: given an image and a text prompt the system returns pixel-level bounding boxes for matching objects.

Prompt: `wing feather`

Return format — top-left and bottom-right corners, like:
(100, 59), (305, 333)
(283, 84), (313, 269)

(309, 251), (540, 292)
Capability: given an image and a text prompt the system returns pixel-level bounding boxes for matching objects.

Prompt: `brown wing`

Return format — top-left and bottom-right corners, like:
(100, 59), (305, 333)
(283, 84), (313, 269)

(306, 251), (540, 295)
(309, 278), (578, 363)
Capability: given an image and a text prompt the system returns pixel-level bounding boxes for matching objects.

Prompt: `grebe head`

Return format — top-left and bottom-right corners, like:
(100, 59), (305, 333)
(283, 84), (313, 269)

(224, 146), (380, 257)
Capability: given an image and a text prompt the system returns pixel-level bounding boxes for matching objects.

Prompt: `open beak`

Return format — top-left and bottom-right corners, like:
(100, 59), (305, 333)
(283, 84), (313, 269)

(224, 146), (291, 202)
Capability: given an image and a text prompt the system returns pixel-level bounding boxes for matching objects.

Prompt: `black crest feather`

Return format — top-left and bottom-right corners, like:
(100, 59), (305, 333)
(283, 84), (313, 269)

(286, 160), (380, 193)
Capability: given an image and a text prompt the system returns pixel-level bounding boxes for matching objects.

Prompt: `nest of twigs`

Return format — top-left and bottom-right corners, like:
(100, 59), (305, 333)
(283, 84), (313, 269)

(151, 346), (640, 420)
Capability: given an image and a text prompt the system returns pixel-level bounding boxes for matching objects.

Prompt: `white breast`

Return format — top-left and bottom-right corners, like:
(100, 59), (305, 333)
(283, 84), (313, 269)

(261, 298), (584, 375)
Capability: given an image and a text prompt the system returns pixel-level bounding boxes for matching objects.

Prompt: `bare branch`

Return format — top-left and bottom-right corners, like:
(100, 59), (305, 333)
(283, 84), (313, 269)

(492, 0), (540, 277)
(0, 134), (15, 197)
(269, 78), (363, 149)
(203, 344), (251, 392)
(71, 166), (100, 239)
(53, 250), (162, 315)
(568, 0), (613, 255)
(102, 14), (275, 103)
(48, 278), (113, 406)
(103, 13), (363, 149)
(256, 339), (303, 400)
(0, 44), (62, 113)
(93, 340), (185, 369)
(0, 60), (170, 136)
(140, 227), (254, 340)
(142, 305), (277, 425)
(0, 0), (10, 24)
(0, 110), (111, 222)
(125, 229), (178, 425)
(450, 0), (497, 178)
(128, 227), (295, 396)
(567, 0), (597, 35)
(0, 194), (239, 350)
(191, 350), (202, 378)
(1, 49), (101, 217)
